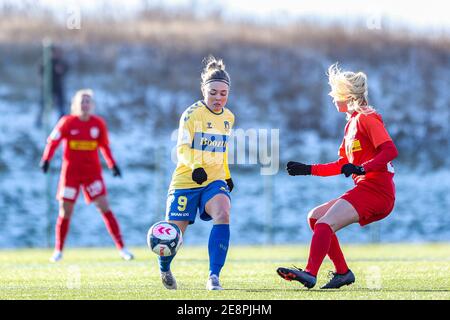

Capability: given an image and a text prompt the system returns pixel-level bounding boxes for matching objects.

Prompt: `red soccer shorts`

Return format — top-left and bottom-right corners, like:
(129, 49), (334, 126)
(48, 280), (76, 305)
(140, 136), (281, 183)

(340, 175), (395, 226)
(57, 171), (107, 204)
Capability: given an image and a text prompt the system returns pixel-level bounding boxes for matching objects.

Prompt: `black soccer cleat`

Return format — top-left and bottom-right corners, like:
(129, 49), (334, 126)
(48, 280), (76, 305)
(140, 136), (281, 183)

(320, 269), (355, 289)
(276, 266), (317, 289)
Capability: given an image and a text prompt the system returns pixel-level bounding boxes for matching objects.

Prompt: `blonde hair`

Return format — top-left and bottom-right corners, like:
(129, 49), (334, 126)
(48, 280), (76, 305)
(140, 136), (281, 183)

(327, 63), (375, 115)
(71, 89), (94, 115)
(201, 55), (230, 87)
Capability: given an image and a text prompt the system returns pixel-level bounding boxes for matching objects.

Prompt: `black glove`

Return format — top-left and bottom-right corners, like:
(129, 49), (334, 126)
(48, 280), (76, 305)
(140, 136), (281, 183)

(226, 178), (234, 192)
(40, 160), (50, 174)
(286, 161), (312, 176)
(341, 163), (365, 177)
(192, 167), (207, 185)
(111, 165), (122, 178)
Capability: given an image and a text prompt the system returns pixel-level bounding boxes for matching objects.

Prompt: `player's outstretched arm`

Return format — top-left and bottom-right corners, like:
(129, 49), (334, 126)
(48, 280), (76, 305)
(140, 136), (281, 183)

(311, 156), (349, 177)
(286, 161), (312, 176)
(341, 163), (365, 177)
(306, 137), (350, 177)
(287, 157), (353, 177)
(361, 140), (398, 173)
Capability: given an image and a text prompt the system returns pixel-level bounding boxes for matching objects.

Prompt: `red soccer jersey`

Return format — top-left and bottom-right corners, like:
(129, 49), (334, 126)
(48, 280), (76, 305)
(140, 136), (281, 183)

(42, 115), (116, 175)
(341, 111), (394, 183)
(312, 111), (396, 182)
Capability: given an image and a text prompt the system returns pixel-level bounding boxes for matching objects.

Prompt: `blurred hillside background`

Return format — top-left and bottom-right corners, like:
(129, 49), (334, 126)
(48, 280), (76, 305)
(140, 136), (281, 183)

(0, 0), (449, 248)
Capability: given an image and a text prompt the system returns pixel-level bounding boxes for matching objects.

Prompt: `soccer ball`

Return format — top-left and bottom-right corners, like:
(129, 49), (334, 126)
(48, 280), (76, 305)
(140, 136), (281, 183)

(147, 221), (183, 257)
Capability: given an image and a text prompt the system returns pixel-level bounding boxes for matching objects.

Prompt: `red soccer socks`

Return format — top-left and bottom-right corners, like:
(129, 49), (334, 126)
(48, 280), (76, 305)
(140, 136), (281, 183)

(55, 216), (70, 251)
(101, 211), (124, 250)
(309, 218), (349, 274)
(305, 223), (333, 276)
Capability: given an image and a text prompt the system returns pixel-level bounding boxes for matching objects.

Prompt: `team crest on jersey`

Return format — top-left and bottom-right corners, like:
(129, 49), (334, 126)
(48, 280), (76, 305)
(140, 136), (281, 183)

(224, 121), (230, 131)
(90, 127), (99, 139)
(207, 122), (213, 129)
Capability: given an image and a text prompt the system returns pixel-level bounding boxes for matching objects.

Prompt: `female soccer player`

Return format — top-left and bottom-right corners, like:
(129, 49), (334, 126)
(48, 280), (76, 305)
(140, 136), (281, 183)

(157, 56), (234, 290)
(40, 89), (134, 262)
(277, 63), (398, 289)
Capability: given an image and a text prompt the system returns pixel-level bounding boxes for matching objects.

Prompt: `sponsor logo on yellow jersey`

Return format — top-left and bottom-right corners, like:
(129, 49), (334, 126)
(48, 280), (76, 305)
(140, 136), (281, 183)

(192, 132), (228, 152)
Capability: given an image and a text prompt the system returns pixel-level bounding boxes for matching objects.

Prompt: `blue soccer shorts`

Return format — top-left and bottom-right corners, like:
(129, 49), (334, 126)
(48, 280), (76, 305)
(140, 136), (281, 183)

(165, 180), (231, 224)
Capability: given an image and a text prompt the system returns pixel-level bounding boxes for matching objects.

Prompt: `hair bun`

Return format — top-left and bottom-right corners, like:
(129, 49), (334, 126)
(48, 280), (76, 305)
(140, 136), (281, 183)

(201, 55), (230, 85)
(203, 55), (225, 71)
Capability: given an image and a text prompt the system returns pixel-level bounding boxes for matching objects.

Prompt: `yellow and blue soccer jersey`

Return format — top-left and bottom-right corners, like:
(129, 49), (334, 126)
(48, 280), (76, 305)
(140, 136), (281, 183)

(169, 100), (234, 190)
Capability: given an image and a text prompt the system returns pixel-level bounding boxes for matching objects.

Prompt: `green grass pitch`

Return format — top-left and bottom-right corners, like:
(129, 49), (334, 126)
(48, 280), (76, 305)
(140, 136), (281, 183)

(0, 244), (449, 300)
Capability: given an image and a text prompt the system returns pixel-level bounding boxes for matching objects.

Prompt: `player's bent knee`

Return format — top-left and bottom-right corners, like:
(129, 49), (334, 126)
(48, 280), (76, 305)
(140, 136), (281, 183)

(308, 199), (338, 222)
(307, 207), (323, 221)
(306, 215), (315, 231)
(93, 197), (110, 213)
(212, 208), (230, 224)
(307, 209), (316, 220)
(315, 218), (333, 230)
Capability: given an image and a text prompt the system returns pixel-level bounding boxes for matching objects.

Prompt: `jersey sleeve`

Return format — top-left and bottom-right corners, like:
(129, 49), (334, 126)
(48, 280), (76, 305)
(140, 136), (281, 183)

(177, 145), (201, 170)
(41, 116), (67, 161)
(359, 114), (392, 149)
(223, 150), (231, 179)
(362, 140), (398, 173)
(311, 139), (349, 176)
(98, 118), (116, 168)
(176, 110), (195, 148)
(223, 113), (234, 179)
(176, 110), (201, 170)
